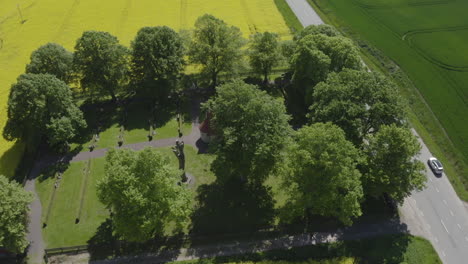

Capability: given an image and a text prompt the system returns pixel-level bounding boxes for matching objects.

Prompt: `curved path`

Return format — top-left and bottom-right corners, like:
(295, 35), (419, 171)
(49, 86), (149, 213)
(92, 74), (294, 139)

(287, 1), (468, 263)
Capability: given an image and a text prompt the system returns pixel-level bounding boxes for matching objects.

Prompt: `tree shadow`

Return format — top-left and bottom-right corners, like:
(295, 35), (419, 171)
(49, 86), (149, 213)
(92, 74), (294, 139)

(202, 233), (412, 264)
(72, 100), (122, 146)
(87, 218), (115, 260)
(190, 178), (276, 236)
(0, 141), (25, 180)
(87, 218), (187, 261)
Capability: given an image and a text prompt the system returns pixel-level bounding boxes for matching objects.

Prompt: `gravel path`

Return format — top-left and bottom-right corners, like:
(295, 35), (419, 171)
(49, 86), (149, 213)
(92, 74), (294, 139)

(285, 0), (323, 26)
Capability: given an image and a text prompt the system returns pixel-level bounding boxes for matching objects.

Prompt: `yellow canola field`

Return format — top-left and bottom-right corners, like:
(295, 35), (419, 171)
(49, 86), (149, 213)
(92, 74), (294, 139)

(0, 0), (290, 177)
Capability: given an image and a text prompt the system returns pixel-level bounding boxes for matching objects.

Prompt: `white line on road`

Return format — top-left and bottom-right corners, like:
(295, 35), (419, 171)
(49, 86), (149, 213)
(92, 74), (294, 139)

(420, 211), (425, 217)
(457, 224), (462, 229)
(442, 250), (446, 257)
(436, 187), (440, 192)
(450, 210), (454, 216)
(441, 219), (449, 234)
(430, 177), (433, 182)
(435, 237), (439, 243)
(465, 236), (468, 242)
(443, 199), (448, 205)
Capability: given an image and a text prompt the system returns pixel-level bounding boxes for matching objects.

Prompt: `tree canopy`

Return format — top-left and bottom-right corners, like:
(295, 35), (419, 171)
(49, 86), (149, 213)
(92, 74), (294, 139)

(26, 43), (73, 83)
(248, 32), (282, 82)
(131, 26), (185, 98)
(285, 122), (363, 225)
(309, 69), (406, 145)
(97, 147), (192, 242)
(294, 24), (341, 41)
(188, 14), (245, 87)
(73, 31), (130, 101)
(205, 80), (291, 184)
(0, 175), (33, 253)
(363, 124), (426, 203)
(286, 32), (362, 124)
(3, 74), (86, 148)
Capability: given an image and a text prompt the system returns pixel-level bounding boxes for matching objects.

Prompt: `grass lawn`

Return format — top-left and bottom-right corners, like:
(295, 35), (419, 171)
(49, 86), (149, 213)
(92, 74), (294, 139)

(309, 0), (468, 199)
(70, 100), (192, 151)
(36, 145), (215, 248)
(0, 0), (291, 176)
(172, 234), (440, 264)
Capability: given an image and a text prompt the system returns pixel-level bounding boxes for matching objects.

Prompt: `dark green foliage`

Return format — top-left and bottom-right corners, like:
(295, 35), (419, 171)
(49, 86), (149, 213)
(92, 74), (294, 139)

(0, 175), (33, 253)
(205, 80), (291, 184)
(309, 69), (406, 145)
(3, 74), (86, 148)
(285, 123), (363, 225)
(286, 30), (362, 124)
(26, 43), (73, 83)
(73, 31), (130, 101)
(294, 24), (341, 41)
(249, 32), (282, 82)
(97, 147), (192, 242)
(131, 26), (185, 98)
(363, 124), (426, 203)
(188, 14), (245, 87)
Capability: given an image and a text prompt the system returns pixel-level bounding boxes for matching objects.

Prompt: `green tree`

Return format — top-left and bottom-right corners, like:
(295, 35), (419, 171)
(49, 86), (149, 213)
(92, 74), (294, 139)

(97, 147), (192, 242)
(285, 123), (363, 225)
(363, 124), (426, 203)
(131, 26), (185, 98)
(294, 24), (341, 41)
(248, 32), (282, 82)
(26, 43), (73, 83)
(205, 80), (291, 184)
(188, 14), (245, 87)
(286, 34), (362, 124)
(73, 31), (130, 101)
(3, 74), (86, 148)
(309, 69), (406, 145)
(0, 175), (33, 253)
(286, 35), (330, 123)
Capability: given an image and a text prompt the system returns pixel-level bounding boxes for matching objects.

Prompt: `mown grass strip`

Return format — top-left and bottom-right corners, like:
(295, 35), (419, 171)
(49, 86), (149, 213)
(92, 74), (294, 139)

(274, 0), (304, 33)
(76, 159), (91, 223)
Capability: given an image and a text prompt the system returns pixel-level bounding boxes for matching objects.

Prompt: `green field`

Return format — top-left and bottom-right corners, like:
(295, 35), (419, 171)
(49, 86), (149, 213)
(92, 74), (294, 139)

(36, 146), (215, 248)
(310, 0), (468, 196)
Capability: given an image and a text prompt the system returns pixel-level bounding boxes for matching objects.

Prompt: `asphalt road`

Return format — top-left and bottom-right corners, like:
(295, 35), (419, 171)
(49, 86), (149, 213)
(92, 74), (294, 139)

(285, 1), (468, 263)
(401, 130), (468, 264)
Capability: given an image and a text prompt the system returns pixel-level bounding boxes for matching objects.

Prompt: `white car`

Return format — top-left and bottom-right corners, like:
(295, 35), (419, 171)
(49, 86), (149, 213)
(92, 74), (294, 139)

(428, 157), (443, 175)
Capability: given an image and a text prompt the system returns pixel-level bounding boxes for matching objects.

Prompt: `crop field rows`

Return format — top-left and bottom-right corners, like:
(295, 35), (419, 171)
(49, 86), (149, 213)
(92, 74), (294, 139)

(0, 0), (291, 177)
(316, 0), (468, 187)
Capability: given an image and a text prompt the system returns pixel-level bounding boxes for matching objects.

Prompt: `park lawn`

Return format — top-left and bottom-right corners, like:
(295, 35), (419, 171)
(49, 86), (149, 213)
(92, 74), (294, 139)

(0, 0), (291, 176)
(70, 101), (192, 151)
(36, 145), (215, 248)
(173, 234), (440, 264)
(310, 0), (468, 198)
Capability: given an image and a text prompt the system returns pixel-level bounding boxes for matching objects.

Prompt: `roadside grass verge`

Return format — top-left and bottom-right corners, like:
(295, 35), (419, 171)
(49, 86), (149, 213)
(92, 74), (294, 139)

(274, 0), (303, 33)
(306, 0), (468, 200)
